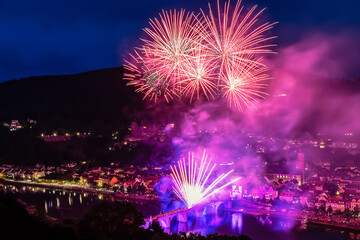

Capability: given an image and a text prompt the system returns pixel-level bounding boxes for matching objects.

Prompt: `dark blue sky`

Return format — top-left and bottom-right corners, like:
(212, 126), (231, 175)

(0, 0), (359, 82)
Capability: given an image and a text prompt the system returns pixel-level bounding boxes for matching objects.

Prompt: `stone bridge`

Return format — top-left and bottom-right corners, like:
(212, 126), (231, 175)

(143, 200), (232, 229)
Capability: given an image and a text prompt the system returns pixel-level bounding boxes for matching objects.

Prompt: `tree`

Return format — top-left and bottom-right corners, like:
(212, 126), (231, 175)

(327, 205), (333, 215)
(149, 221), (164, 234)
(138, 183), (146, 195)
(344, 208), (351, 219)
(319, 204), (326, 213)
(127, 185), (133, 194)
(323, 182), (339, 197)
(0, 193), (78, 240)
(79, 201), (144, 240)
(353, 205), (360, 217)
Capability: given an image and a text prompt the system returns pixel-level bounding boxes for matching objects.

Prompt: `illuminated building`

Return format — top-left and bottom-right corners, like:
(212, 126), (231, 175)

(231, 185), (277, 200)
(230, 185), (243, 199)
(9, 120), (22, 131)
(326, 197), (345, 212)
(251, 186), (277, 200)
(265, 173), (302, 185)
(279, 191), (295, 202)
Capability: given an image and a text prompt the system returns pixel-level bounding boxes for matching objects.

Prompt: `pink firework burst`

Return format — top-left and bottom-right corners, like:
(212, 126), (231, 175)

(124, 51), (176, 103)
(177, 45), (218, 102)
(200, 0), (276, 75)
(124, 0), (276, 111)
(219, 58), (269, 111)
(141, 9), (202, 83)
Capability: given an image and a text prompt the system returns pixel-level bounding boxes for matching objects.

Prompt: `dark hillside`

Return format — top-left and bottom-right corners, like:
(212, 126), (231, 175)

(0, 67), (143, 131)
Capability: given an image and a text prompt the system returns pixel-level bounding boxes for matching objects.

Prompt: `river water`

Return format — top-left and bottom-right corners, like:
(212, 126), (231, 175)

(0, 181), (356, 240)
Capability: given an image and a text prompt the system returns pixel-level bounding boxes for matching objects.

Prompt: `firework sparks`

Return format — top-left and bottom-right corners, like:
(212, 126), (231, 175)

(170, 150), (241, 208)
(142, 9), (201, 82)
(124, 0), (276, 110)
(200, 0), (276, 74)
(177, 45), (218, 102)
(124, 51), (176, 102)
(219, 58), (269, 111)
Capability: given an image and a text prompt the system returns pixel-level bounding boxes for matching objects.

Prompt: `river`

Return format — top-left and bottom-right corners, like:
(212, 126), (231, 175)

(0, 181), (357, 240)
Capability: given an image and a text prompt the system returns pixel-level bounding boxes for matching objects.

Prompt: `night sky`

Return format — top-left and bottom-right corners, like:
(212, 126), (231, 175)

(0, 0), (359, 82)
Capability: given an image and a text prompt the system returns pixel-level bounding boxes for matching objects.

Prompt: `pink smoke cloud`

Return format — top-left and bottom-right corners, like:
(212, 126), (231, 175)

(244, 31), (360, 137)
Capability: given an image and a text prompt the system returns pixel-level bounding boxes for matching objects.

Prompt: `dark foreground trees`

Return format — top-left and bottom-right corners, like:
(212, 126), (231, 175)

(0, 193), (252, 240)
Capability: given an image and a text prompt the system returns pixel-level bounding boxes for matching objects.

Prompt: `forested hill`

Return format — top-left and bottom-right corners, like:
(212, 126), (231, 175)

(0, 67), (144, 131)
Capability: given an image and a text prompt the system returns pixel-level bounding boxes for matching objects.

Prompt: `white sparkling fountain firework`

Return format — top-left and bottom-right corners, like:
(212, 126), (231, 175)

(170, 149), (241, 208)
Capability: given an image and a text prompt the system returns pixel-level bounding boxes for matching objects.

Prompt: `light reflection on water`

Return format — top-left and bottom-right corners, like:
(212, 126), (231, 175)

(0, 182), (160, 220)
(231, 213), (243, 233)
(162, 211), (354, 240)
(0, 183), (357, 240)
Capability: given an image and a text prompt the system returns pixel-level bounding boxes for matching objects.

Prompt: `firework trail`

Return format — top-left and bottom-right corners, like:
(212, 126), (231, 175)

(170, 149), (241, 208)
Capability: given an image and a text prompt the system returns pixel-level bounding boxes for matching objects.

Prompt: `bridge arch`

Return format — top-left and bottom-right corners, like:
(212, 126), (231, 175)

(171, 212), (187, 223)
(159, 219), (168, 229)
(203, 205), (215, 215)
(216, 202), (226, 216)
(188, 209), (203, 218)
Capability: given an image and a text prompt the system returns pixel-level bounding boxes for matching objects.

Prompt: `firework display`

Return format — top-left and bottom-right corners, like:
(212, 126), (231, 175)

(219, 58), (269, 111)
(200, 0), (276, 74)
(124, 0), (276, 110)
(170, 150), (241, 208)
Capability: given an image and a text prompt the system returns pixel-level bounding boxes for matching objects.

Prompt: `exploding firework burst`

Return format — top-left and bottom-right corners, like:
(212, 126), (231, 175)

(219, 58), (269, 111)
(177, 45), (218, 102)
(170, 150), (241, 208)
(124, 0), (276, 110)
(200, 0), (276, 75)
(124, 52), (176, 102)
(142, 9), (201, 82)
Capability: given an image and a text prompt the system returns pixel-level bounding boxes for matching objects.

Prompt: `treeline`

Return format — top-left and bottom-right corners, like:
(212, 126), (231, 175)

(0, 125), (176, 167)
(0, 67), (143, 131)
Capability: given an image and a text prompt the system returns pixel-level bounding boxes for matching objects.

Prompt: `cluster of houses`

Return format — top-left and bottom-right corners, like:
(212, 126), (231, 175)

(81, 165), (162, 195)
(0, 164), (47, 180)
(228, 167), (360, 216)
(1, 159), (360, 218)
(0, 163), (164, 197)
(2, 119), (37, 131)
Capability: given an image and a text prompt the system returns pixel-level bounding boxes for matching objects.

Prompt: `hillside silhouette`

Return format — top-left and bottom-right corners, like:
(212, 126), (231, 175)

(0, 67), (143, 132)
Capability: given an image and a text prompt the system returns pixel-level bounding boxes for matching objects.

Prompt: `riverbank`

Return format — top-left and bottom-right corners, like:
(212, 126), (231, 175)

(0, 178), (161, 218)
(0, 178), (158, 202)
